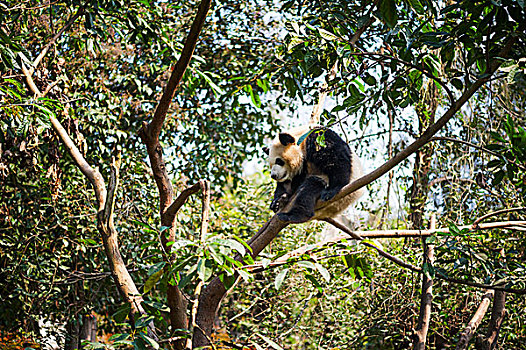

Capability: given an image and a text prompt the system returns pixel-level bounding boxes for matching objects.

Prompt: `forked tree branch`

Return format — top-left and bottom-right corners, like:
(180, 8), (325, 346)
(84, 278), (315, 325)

(476, 290), (507, 349)
(136, 1), (212, 347)
(455, 291), (495, 350)
(473, 207), (526, 227)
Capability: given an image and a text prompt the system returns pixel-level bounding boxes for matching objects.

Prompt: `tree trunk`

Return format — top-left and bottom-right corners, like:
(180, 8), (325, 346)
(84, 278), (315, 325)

(64, 317), (80, 350)
(80, 314), (97, 345)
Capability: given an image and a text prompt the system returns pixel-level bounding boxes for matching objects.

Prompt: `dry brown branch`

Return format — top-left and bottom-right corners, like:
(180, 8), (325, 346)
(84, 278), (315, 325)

(455, 291), (495, 350)
(30, 6), (85, 74)
(428, 176), (475, 187)
(413, 216), (436, 350)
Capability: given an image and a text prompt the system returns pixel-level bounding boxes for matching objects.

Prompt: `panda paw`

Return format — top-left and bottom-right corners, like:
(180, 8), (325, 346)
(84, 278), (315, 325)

(320, 188), (340, 201)
(270, 194), (289, 212)
(278, 210), (314, 223)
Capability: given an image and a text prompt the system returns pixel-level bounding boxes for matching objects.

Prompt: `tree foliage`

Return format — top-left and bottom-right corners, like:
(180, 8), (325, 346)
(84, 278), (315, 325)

(1, 0), (525, 349)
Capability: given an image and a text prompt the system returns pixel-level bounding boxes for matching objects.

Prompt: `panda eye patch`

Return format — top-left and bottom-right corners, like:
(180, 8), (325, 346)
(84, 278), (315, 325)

(275, 158), (285, 166)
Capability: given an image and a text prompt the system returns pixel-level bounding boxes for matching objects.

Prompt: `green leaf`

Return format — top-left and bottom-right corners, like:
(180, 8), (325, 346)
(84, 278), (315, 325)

(378, 0), (398, 28)
(493, 170), (505, 185)
(134, 315), (154, 329)
(422, 262), (435, 278)
(112, 303), (131, 324)
(144, 262), (165, 294)
(220, 274), (236, 289)
(213, 238), (246, 255)
(297, 260), (316, 270)
(195, 69), (224, 96)
(138, 333), (159, 349)
(305, 273), (323, 293)
(406, 0), (425, 14)
(315, 263), (331, 282)
(318, 28), (339, 41)
(256, 334), (284, 350)
(247, 84), (262, 108)
(197, 258), (212, 282)
(275, 268), (289, 290)
(451, 78), (463, 91)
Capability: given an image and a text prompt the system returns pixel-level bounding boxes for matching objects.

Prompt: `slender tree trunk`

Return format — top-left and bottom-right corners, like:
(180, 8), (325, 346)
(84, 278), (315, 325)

(80, 314), (97, 344)
(64, 317), (80, 350)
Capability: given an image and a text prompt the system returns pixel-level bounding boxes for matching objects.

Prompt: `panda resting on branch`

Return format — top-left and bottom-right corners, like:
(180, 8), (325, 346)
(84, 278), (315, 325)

(264, 125), (364, 224)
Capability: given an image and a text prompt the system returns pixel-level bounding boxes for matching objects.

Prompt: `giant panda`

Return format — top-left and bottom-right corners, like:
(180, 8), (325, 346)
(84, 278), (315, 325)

(264, 124), (364, 223)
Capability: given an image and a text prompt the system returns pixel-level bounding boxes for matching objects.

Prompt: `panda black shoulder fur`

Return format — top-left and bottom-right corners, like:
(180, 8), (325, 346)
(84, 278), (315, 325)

(265, 125), (364, 223)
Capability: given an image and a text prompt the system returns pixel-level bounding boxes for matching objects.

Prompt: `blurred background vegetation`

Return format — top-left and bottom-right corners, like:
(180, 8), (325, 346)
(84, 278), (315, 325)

(1, 0), (525, 349)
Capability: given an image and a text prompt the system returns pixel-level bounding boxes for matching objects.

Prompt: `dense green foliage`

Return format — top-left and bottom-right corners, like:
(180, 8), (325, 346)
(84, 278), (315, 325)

(1, 0), (525, 349)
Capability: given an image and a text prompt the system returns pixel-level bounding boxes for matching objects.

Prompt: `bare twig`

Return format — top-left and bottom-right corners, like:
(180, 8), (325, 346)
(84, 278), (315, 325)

(473, 207), (526, 228)
(324, 218), (422, 273)
(309, 63), (338, 125)
(30, 6), (85, 74)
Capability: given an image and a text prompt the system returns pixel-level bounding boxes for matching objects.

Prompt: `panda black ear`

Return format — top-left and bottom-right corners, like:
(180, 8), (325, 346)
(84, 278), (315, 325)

(263, 146), (269, 155)
(279, 133), (295, 146)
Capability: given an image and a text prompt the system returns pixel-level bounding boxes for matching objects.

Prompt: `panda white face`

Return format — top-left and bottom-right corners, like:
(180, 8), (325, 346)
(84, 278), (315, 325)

(270, 157), (288, 182)
(267, 132), (305, 182)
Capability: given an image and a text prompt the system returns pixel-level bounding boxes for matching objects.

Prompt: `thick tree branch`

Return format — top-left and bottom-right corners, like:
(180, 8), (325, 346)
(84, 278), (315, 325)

(455, 291), (494, 350)
(48, 114), (106, 209)
(476, 290), (507, 350)
(193, 216), (287, 347)
(164, 182), (202, 224)
(136, 2), (211, 344)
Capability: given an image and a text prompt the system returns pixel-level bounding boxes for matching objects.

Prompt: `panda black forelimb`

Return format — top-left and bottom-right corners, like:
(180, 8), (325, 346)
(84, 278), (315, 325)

(270, 181), (291, 212)
(277, 175), (327, 223)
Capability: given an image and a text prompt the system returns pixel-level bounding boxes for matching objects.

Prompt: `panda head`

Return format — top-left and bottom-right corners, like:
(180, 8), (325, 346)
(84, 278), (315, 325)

(265, 132), (305, 182)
